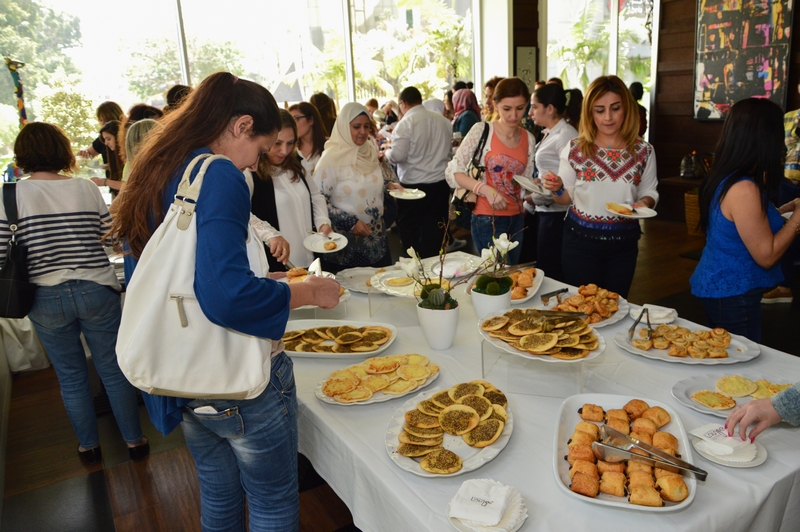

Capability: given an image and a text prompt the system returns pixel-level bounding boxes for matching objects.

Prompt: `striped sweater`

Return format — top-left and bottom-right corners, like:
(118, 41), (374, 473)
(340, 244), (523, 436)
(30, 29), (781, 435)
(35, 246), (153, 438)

(0, 178), (119, 288)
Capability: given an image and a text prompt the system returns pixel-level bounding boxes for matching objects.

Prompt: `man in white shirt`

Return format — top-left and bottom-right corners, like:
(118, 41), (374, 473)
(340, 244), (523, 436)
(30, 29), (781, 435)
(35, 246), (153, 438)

(385, 86), (454, 258)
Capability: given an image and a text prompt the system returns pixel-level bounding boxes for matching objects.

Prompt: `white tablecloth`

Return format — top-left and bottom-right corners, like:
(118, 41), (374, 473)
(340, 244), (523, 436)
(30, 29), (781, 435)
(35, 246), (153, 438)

(293, 278), (800, 531)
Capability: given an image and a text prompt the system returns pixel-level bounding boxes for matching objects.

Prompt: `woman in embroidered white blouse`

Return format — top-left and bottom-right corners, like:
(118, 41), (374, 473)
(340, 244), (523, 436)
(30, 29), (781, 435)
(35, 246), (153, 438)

(542, 75), (658, 298)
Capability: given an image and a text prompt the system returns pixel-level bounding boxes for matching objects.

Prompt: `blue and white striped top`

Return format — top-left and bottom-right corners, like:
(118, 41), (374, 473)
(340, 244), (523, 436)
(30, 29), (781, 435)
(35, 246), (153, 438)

(0, 178), (119, 288)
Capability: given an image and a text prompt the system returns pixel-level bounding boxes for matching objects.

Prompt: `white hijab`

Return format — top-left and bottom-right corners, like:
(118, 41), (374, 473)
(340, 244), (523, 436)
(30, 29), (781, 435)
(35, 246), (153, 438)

(315, 102), (380, 175)
(423, 98), (445, 115)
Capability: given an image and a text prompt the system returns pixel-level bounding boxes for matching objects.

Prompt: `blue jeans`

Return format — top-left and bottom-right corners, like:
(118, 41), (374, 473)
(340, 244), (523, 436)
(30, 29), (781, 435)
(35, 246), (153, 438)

(182, 352), (299, 532)
(28, 280), (143, 448)
(699, 288), (763, 343)
(471, 214), (524, 265)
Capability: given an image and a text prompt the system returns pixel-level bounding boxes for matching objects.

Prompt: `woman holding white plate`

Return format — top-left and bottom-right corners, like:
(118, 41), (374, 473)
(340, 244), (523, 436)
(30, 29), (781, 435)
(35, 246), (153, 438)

(542, 75), (658, 298)
(526, 84), (578, 282)
(251, 109), (332, 269)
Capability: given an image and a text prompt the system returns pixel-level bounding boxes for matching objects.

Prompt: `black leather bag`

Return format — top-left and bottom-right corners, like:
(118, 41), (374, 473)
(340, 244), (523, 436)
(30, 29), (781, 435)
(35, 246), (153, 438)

(451, 123), (491, 213)
(0, 183), (37, 318)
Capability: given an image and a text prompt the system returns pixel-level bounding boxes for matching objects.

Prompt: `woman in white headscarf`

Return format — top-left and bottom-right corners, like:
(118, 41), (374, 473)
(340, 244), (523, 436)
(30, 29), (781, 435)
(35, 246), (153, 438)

(317, 102), (400, 271)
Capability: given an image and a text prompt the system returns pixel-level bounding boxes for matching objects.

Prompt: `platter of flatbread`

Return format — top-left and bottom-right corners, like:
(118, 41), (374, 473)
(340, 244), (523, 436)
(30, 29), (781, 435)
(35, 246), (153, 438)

(282, 320), (397, 358)
(314, 354), (440, 405)
(477, 309), (606, 363)
(554, 393), (696, 512)
(672, 373), (794, 418)
(614, 318), (760, 365)
(385, 383), (513, 477)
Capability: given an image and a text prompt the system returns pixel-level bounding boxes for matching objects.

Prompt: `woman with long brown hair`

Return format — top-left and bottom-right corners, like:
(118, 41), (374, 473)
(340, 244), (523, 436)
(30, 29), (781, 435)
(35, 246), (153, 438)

(109, 72), (340, 530)
(250, 109), (332, 269)
(542, 75), (658, 298)
(310, 92), (337, 136)
(288, 101), (328, 185)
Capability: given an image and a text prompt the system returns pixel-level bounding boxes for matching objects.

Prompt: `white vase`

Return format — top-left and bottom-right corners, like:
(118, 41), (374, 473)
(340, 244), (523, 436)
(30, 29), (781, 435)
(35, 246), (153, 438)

(471, 289), (513, 320)
(416, 303), (459, 350)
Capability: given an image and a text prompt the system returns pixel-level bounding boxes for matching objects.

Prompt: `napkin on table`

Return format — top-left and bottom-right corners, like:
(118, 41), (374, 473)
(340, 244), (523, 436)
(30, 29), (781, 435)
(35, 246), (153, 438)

(629, 304), (678, 323)
(690, 423), (758, 462)
(449, 479), (512, 526)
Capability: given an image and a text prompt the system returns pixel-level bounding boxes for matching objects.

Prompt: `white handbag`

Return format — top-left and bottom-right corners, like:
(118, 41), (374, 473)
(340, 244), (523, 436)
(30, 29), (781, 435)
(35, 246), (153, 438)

(117, 154), (273, 400)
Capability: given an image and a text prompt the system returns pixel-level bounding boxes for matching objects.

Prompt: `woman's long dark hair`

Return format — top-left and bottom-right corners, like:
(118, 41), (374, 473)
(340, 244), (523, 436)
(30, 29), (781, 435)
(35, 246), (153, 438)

(109, 72), (280, 258)
(288, 101), (327, 159)
(257, 109), (305, 184)
(698, 98), (785, 231)
(534, 84), (568, 116)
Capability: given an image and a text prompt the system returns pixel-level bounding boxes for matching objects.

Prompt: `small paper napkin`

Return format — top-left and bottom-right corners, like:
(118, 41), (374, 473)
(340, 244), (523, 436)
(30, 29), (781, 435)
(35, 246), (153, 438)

(629, 304), (678, 323)
(448, 479), (528, 532)
(690, 423), (757, 462)
(449, 479), (512, 526)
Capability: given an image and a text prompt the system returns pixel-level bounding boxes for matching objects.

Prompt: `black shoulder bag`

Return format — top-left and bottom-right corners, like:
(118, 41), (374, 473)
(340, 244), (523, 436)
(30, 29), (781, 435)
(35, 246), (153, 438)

(0, 183), (37, 318)
(451, 123), (491, 212)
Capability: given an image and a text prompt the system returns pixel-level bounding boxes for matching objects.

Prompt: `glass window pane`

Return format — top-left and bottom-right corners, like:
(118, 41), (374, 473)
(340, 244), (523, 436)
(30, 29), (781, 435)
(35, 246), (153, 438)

(547, 0), (609, 91)
(348, 0), (473, 108)
(617, 0), (654, 136)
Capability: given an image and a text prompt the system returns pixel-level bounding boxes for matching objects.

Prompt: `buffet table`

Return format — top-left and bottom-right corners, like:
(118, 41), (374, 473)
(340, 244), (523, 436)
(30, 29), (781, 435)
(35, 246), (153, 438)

(292, 277), (800, 531)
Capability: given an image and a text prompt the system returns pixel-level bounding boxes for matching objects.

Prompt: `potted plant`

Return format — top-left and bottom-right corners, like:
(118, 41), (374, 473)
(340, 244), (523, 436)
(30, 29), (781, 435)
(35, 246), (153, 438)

(470, 233), (519, 319)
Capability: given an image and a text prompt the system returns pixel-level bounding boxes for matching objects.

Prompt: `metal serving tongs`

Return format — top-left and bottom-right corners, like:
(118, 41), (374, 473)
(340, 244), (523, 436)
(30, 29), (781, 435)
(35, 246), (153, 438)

(628, 307), (653, 341)
(593, 425), (708, 481)
(522, 308), (588, 330)
(493, 260), (537, 276)
(540, 287), (569, 306)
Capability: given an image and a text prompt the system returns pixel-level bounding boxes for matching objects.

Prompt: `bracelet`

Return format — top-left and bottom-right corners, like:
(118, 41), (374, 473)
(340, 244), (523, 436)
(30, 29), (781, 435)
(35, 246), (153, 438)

(787, 218), (800, 235)
(553, 186), (564, 197)
(473, 182), (484, 196)
(104, 178), (108, 186)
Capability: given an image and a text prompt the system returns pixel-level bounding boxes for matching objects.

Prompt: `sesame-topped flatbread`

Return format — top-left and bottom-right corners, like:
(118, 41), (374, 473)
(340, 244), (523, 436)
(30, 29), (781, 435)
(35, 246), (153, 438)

(396, 443), (442, 457)
(403, 424), (445, 438)
(438, 405), (480, 435)
(404, 409), (440, 429)
(420, 448), (462, 474)
(462, 419), (504, 448)
(691, 390), (736, 410)
(361, 330), (391, 345)
(481, 316), (510, 331)
(448, 382), (485, 401)
(282, 329), (305, 341)
(398, 431), (443, 446)
(417, 399), (443, 417)
(456, 394), (493, 420)
(431, 390), (455, 409)
(335, 331), (364, 345)
(483, 389), (508, 408)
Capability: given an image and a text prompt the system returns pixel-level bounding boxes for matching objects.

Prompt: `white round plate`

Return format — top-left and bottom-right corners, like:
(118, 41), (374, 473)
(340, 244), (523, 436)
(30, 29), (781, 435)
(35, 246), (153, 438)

(303, 232), (348, 253)
(554, 393), (696, 512)
(539, 291), (630, 328)
(510, 268), (546, 304)
(280, 273), (350, 309)
(283, 319), (397, 358)
(513, 174), (550, 196)
(671, 372), (790, 418)
(370, 270), (418, 298)
(477, 314), (606, 364)
(390, 188), (426, 200)
(691, 437), (767, 468)
(431, 257), (479, 279)
(336, 266), (394, 293)
(385, 388), (514, 477)
(614, 319), (761, 365)
(605, 203), (657, 219)
(315, 369), (440, 406)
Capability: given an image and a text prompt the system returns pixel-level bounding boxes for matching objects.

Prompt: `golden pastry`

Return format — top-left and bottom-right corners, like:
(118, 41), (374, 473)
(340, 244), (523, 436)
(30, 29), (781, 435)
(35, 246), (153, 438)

(641, 406), (671, 428)
(599, 471), (627, 497)
(438, 405), (480, 435)
(420, 448), (462, 474)
(628, 486), (663, 507)
(569, 459), (599, 479)
(579, 403), (605, 422)
(691, 390), (736, 410)
(716, 375), (758, 397)
(462, 419), (504, 448)
(656, 475), (689, 502)
(571, 472), (600, 498)
(623, 399), (650, 420)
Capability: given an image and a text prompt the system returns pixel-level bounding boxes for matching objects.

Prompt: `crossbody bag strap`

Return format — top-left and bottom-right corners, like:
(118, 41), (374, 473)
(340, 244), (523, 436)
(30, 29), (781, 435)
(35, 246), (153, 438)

(3, 183), (19, 242)
(471, 123), (490, 175)
(176, 154), (231, 230)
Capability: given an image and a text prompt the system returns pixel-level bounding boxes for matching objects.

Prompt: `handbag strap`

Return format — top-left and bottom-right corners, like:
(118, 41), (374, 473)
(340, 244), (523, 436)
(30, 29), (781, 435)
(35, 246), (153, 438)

(175, 154), (231, 230)
(470, 123), (490, 173)
(3, 182), (18, 241)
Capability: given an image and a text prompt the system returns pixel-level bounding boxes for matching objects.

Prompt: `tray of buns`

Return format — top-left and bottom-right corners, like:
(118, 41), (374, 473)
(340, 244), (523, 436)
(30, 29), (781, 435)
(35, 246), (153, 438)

(553, 393), (696, 512)
(672, 373), (794, 418)
(478, 309), (606, 363)
(314, 354), (440, 405)
(614, 318), (760, 365)
(385, 382), (513, 477)
(282, 320), (397, 358)
(537, 284), (630, 328)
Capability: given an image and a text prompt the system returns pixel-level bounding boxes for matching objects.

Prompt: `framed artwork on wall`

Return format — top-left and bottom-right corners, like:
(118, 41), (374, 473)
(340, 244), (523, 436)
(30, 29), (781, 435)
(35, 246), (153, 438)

(693, 0), (794, 121)
(515, 46), (537, 89)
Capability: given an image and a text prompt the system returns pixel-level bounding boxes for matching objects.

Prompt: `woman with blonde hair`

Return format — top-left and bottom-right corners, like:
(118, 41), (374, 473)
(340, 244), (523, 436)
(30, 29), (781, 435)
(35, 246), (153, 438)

(542, 75), (658, 298)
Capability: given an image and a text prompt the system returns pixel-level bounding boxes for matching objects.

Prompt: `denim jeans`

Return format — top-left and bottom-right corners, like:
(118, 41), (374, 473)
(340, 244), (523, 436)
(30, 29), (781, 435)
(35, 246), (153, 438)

(699, 288), (763, 343)
(471, 214), (524, 265)
(28, 280), (143, 448)
(182, 352), (299, 532)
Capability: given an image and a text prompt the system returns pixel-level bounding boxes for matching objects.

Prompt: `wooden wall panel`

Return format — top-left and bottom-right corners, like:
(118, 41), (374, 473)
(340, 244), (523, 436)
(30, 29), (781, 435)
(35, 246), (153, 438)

(512, 1), (540, 72)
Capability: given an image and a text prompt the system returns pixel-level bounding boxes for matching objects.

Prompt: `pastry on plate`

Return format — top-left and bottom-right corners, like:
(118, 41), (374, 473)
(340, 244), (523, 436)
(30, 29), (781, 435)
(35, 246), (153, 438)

(716, 375), (758, 397)
(691, 389), (736, 410)
(420, 448), (462, 474)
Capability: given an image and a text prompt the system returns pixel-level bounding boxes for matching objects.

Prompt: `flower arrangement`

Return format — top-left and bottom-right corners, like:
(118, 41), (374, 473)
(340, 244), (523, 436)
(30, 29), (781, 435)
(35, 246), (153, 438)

(396, 232), (520, 310)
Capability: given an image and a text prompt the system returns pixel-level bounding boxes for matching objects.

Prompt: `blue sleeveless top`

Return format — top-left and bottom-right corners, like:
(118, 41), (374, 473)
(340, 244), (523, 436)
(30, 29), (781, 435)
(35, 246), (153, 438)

(690, 178), (784, 298)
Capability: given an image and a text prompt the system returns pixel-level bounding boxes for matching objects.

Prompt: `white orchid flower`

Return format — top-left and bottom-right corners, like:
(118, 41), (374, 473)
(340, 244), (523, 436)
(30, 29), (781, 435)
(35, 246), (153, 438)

(397, 258), (420, 280)
(407, 246), (420, 262)
(480, 247), (495, 265)
(492, 233), (519, 255)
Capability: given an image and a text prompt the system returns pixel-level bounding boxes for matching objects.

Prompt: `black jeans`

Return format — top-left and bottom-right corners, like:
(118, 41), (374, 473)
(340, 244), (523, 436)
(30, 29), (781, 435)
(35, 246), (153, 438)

(561, 228), (639, 299)
(698, 288), (763, 343)
(396, 179), (451, 258)
(537, 211), (566, 283)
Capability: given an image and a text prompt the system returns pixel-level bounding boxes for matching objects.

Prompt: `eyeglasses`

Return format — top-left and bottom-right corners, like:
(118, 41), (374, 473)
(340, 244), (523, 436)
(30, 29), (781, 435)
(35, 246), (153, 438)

(292, 115), (309, 122)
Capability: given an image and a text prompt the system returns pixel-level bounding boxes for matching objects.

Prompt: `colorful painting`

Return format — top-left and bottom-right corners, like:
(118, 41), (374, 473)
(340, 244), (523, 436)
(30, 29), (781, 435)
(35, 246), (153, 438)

(693, 0), (794, 120)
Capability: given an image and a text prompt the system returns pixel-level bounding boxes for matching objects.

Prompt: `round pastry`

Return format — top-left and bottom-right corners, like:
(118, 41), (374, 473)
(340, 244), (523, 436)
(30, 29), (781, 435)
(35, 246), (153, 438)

(396, 364), (430, 382)
(641, 406), (671, 428)
(313, 344), (335, 354)
(687, 345), (708, 359)
(286, 267), (308, 278)
(385, 276), (414, 287)
(360, 330), (391, 345)
(365, 358), (400, 374)
(396, 443), (442, 457)
(403, 424), (444, 438)
(623, 399), (650, 420)
(322, 378), (357, 397)
(481, 316), (510, 331)
(455, 394), (493, 421)
(652, 337), (671, 350)
(359, 374), (391, 393)
(430, 390), (455, 409)
(420, 448), (463, 474)
(716, 375), (758, 398)
(404, 409), (440, 429)
(632, 339), (653, 351)
(483, 389), (508, 408)
(382, 379), (418, 395)
(282, 329), (304, 341)
(691, 390), (736, 410)
(333, 387), (373, 403)
(407, 354), (430, 366)
(416, 399), (443, 417)
(335, 332), (364, 345)
(488, 404), (508, 423)
(462, 419), (504, 448)
(448, 382), (485, 402)
(349, 341), (378, 352)
(667, 345), (687, 358)
(398, 431), (443, 447)
(438, 405), (480, 435)
(323, 241), (337, 251)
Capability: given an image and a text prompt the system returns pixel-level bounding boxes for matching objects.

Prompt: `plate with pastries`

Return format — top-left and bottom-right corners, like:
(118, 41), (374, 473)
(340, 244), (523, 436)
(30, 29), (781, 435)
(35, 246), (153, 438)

(282, 320), (397, 358)
(303, 231), (348, 253)
(605, 202), (657, 219)
(539, 283), (630, 327)
(672, 373), (795, 418)
(314, 353), (440, 405)
(478, 308), (606, 363)
(385, 381), (513, 477)
(614, 318), (760, 365)
(554, 393), (696, 512)
(281, 267), (350, 309)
